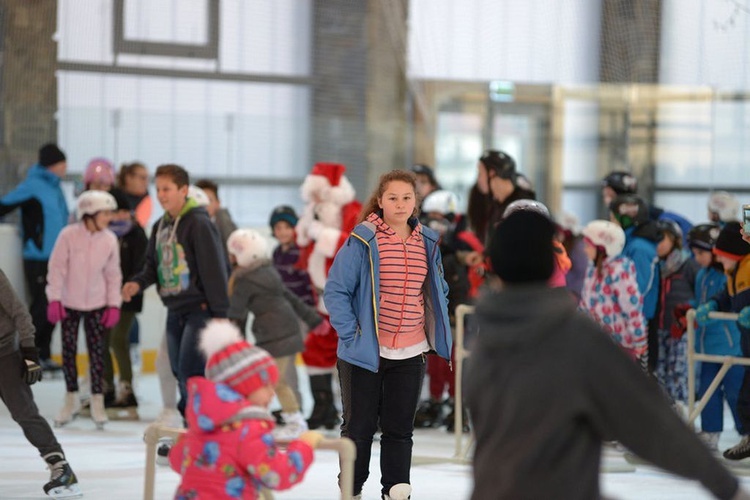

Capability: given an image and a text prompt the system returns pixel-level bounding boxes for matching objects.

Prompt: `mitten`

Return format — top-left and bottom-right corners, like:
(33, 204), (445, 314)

(739, 306), (750, 330)
(298, 430), (325, 448)
(21, 346), (43, 385)
(695, 300), (718, 326)
(672, 303), (692, 321)
(100, 307), (121, 329)
(46, 301), (67, 324)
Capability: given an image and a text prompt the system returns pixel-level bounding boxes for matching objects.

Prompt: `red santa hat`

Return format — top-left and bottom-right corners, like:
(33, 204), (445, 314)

(301, 162), (356, 206)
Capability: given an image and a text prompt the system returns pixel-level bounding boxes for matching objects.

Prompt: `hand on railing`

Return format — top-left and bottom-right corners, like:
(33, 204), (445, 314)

(695, 301), (718, 326)
(739, 306), (750, 329)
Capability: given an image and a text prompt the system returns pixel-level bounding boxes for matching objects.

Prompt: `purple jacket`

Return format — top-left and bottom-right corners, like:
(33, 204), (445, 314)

(272, 243), (315, 306)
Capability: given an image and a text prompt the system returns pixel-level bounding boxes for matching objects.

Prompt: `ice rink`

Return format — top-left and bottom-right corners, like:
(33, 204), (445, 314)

(1, 372), (749, 499)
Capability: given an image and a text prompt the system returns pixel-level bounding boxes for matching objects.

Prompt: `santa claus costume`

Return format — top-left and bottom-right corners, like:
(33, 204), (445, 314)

(296, 163), (362, 429)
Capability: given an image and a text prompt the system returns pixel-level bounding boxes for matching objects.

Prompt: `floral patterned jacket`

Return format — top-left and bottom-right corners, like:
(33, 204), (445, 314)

(169, 377), (314, 499)
(580, 255), (647, 358)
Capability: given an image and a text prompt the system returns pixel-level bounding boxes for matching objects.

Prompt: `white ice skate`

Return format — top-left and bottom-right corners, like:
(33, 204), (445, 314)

(154, 407), (184, 429)
(273, 411), (309, 441)
(43, 452), (82, 499)
(90, 393), (108, 430)
(385, 483), (412, 500)
(54, 392), (81, 428)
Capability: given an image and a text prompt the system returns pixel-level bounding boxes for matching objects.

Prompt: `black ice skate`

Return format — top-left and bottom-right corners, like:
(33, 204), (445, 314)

(106, 382), (139, 421)
(43, 452), (82, 499)
(156, 437), (174, 467)
(413, 399), (443, 428)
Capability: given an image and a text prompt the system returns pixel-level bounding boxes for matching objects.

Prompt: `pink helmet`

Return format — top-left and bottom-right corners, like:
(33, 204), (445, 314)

(83, 158), (115, 187)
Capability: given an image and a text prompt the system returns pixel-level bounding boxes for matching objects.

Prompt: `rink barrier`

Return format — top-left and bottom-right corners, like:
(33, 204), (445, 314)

(686, 309), (747, 423)
(142, 423), (357, 500)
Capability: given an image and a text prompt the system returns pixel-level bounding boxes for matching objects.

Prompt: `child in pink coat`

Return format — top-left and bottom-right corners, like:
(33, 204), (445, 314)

(46, 190), (122, 429)
(169, 320), (322, 500)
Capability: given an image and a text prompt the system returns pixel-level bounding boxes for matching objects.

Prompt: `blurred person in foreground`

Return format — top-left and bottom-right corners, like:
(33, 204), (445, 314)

(465, 209), (749, 500)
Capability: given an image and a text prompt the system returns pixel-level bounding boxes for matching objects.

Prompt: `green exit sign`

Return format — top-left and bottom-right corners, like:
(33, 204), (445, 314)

(489, 81), (515, 102)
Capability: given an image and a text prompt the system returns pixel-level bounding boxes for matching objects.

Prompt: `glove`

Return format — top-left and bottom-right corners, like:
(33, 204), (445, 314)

(670, 303), (691, 339)
(739, 306), (750, 329)
(695, 300), (718, 326)
(298, 430), (325, 448)
(100, 307), (121, 329)
(21, 346), (43, 385)
(307, 220), (324, 240)
(46, 301), (67, 324)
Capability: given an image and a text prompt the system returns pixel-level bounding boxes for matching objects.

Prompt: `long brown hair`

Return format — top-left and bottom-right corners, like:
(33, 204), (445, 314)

(357, 169), (421, 223)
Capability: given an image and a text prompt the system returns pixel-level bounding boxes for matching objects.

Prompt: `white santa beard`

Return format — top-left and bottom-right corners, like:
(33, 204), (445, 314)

(308, 251), (328, 291)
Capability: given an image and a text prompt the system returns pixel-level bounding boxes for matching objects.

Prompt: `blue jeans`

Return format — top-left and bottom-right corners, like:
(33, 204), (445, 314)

(166, 309), (211, 416)
(338, 354), (426, 497)
(699, 361), (743, 433)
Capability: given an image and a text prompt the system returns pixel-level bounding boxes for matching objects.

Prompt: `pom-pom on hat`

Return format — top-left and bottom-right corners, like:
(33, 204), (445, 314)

(714, 221), (750, 261)
(227, 229), (269, 268)
(39, 143), (66, 167)
(489, 210), (556, 284)
(200, 320), (278, 398)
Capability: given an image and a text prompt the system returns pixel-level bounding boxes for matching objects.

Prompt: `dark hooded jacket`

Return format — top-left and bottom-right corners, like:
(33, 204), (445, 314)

(227, 260), (321, 358)
(465, 285), (739, 500)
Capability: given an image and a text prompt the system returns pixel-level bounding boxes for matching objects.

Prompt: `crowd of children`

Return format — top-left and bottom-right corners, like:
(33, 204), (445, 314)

(4, 141), (750, 499)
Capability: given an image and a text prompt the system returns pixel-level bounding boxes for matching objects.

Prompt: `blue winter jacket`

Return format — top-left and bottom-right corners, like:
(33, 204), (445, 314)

(692, 267), (741, 356)
(622, 227), (659, 320)
(324, 217), (453, 373)
(0, 164), (69, 261)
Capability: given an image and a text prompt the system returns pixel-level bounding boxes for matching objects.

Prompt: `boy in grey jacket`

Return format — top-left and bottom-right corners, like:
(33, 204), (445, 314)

(0, 268), (80, 498)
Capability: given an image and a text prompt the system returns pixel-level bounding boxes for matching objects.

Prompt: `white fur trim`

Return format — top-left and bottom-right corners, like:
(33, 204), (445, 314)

(308, 252), (328, 290)
(199, 320), (243, 358)
(316, 295), (328, 315)
(315, 202), (343, 229)
(300, 175), (330, 203)
(315, 227), (342, 258)
(328, 176), (356, 205)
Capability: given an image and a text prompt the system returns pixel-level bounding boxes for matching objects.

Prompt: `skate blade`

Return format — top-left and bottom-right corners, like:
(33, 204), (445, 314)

(106, 407), (140, 421)
(47, 483), (83, 498)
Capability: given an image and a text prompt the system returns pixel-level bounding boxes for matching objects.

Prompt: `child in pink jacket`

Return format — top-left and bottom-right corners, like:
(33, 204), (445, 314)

(169, 320), (321, 500)
(46, 190), (122, 429)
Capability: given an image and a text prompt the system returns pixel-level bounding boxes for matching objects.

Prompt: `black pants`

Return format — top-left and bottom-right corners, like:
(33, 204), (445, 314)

(338, 355), (425, 496)
(0, 350), (62, 457)
(23, 260), (56, 360)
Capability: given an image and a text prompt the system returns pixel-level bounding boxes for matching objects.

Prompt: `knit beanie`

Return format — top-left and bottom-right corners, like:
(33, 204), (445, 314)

(269, 205), (299, 230)
(200, 320), (278, 398)
(489, 210), (555, 283)
(714, 221), (750, 261)
(38, 143), (66, 167)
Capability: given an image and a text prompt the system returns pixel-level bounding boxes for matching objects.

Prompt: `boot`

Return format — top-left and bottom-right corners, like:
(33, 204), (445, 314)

(724, 435), (750, 460)
(54, 392), (81, 428)
(444, 399), (470, 433)
(698, 431), (720, 452)
(43, 452), (81, 498)
(90, 393), (109, 430)
(414, 398), (443, 428)
(108, 381), (139, 420)
(306, 374), (340, 430)
(383, 483), (411, 500)
(274, 411), (309, 440)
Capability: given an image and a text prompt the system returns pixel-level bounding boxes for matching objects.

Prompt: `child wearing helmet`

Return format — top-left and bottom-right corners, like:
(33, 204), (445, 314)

(579, 220), (648, 370)
(682, 223), (743, 452)
(707, 191), (740, 226)
(83, 157), (116, 191)
(46, 190), (122, 430)
(653, 220), (699, 404)
(226, 228), (322, 439)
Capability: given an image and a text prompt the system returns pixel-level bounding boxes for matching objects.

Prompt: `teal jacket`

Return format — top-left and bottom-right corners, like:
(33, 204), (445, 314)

(0, 164), (69, 261)
(324, 217), (452, 372)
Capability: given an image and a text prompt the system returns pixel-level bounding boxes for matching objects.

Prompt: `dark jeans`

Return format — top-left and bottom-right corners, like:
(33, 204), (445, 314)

(338, 354), (426, 496)
(735, 332), (750, 434)
(23, 260), (56, 360)
(166, 308), (211, 416)
(0, 350), (62, 457)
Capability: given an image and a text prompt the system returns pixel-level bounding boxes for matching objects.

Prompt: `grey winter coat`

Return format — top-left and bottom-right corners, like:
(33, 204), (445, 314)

(0, 269), (35, 358)
(228, 260), (321, 358)
(466, 285), (740, 500)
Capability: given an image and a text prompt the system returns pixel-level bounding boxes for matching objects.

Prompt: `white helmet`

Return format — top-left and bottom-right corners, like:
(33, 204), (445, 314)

(227, 229), (269, 268)
(503, 199), (550, 219)
(707, 191), (739, 222)
(421, 190), (459, 215)
(188, 185), (210, 207)
(581, 220), (626, 258)
(76, 190), (117, 219)
(556, 211), (581, 236)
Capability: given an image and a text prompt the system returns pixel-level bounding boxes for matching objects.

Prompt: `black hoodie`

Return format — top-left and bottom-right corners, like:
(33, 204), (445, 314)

(466, 285), (739, 500)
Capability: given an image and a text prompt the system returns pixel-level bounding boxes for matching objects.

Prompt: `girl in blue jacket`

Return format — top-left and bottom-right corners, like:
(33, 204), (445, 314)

(324, 170), (451, 500)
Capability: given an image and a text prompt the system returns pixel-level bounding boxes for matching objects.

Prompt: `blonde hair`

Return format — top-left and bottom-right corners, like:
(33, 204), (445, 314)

(358, 169), (421, 223)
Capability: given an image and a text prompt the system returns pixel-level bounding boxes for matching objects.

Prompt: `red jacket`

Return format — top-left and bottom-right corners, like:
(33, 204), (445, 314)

(169, 377), (314, 499)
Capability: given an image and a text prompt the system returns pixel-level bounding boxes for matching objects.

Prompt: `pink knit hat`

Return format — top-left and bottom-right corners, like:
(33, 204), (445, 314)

(199, 320), (278, 397)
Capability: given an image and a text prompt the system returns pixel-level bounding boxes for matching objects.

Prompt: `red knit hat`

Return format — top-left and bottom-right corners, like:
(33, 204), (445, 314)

(310, 163), (346, 187)
(200, 320), (278, 397)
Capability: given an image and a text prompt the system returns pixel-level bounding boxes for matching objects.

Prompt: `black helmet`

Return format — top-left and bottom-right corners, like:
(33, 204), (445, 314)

(480, 150), (516, 180)
(602, 171), (638, 195)
(656, 219), (684, 248)
(688, 223), (721, 251)
(269, 205), (298, 230)
(609, 194), (649, 229)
